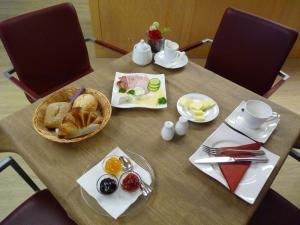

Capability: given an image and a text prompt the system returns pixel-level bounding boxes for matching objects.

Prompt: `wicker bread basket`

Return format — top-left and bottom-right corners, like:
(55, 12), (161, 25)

(33, 87), (112, 143)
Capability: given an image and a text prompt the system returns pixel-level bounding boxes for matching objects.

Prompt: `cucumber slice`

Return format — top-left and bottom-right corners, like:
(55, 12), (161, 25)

(148, 78), (161, 92)
(148, 87), (160, 92)
(149, 78), (160, 86)
(149, 84), (160, 89)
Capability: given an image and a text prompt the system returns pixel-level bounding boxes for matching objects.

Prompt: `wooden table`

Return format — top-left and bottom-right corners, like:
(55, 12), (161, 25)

(1, 54), (300, 225)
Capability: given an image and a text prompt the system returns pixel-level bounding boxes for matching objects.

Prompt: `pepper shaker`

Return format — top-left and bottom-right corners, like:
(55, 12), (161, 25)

(175, 116), (188, 136)
(161, 121), (175, 141)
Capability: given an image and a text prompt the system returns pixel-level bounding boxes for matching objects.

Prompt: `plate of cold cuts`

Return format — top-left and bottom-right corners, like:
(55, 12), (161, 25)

(111, 72), (167, 109)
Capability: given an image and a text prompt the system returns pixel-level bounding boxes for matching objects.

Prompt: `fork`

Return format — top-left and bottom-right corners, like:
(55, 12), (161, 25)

(202, 145), (265, 156)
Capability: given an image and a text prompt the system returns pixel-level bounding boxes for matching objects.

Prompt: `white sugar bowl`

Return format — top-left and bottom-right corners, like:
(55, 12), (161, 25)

(132, 39), (152, 66)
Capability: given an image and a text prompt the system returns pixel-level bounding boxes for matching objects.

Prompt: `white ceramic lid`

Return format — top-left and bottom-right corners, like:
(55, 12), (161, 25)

(135, 39), (151, 51)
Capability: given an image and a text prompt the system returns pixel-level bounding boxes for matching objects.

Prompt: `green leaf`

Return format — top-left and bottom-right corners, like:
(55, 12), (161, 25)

(158, 97), (167, 104)
(127, 89), (135, 95)
(119, 88), (126, 93)
(161, 27), (171, 35)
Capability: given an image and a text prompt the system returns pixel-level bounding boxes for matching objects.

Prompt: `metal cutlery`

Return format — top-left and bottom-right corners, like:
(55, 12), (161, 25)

(194, 156), (269, 164)
(224, 122), (259, 143)
(119, 156), (152, 196)
(202, 145), (265, 156)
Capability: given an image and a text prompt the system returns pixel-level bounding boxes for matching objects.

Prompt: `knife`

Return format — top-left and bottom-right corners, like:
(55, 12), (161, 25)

(194, 156), (269, 164)
(224, 122), (260, 144)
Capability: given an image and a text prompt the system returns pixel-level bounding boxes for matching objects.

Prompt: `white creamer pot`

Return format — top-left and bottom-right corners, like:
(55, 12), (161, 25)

(132, 39), (152, 66)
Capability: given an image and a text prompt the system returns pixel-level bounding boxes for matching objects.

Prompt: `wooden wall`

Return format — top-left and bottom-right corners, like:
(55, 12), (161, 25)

(89, 0), (300, 58)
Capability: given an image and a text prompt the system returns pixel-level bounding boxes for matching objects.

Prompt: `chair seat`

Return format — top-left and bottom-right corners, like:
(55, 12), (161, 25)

(0, 189), (77, 225)
(249, 189), (300, 225)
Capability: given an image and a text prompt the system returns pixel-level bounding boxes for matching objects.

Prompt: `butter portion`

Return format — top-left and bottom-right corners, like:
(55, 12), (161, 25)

(179, 97), (216, 121)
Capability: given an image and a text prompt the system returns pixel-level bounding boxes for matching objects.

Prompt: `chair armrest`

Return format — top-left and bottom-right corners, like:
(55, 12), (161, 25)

(85, 37), (128, 55)
(179, 38), (213, 52)
(263, 70), (290, 98)
(0, 156), (40, 191)
(290, 148), (300, 162)
(3, 68), (39, 101)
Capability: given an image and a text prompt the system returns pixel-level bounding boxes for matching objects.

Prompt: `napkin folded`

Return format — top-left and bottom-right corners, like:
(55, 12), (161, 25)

(219, 143), (262, 192)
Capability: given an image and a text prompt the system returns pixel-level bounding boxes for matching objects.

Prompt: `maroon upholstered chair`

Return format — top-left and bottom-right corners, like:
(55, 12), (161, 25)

(0, 3), (128, 103)
(181, 7), (300, 161)
(0, 157), (77, 225)
(180, 7), (298, 97)
(248, 189), (300, 225)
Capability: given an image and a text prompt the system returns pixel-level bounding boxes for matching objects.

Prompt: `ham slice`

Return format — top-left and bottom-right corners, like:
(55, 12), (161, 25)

(117, 75), (149, 92)
(117, 76), (128, 90)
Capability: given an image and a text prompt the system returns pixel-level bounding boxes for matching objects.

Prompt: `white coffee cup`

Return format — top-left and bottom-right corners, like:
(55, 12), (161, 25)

(240, 100), (280, 129)
(164, 39), (179, 62)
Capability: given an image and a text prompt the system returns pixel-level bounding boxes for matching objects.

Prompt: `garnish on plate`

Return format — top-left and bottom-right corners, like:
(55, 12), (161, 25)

(119, 87), (126, 93)
(158, 97), (167, 105)
(127, 89), (135, 95)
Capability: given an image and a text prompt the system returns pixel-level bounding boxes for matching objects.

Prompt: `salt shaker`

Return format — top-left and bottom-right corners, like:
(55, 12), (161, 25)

(161, 121), (175, 141)
(175, 116), (188, 136)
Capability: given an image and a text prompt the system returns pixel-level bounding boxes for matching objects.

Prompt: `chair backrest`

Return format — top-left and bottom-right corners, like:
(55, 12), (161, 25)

(0, 3), (92, 97)
(205, 7), (298, 96)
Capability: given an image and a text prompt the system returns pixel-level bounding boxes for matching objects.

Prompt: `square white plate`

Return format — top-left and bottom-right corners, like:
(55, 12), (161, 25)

(111, 72), (167, 109)
(189, 123), (279, 204)
(225, 101), (280, 143)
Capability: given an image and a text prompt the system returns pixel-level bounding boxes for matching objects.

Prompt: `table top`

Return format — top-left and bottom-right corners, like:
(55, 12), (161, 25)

(1, 54), (300, 225)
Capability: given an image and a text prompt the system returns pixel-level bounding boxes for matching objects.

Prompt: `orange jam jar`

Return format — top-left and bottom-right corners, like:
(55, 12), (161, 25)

(103, 156), (122, 175)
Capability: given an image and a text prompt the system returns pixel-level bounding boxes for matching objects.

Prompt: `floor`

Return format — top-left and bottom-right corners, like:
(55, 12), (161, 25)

(0, 0), (300, 220)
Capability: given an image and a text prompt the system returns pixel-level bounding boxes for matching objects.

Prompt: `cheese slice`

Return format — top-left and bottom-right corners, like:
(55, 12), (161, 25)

(189, 101), (204, 111)
(202, 99), (216, 110)
(179, 98), (192, 108)
(193, 114), (205, 121)
(191, 109), (204, 116)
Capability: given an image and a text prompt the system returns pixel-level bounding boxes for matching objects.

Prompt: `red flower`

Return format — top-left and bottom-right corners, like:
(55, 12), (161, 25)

(148, 29), (162, 40)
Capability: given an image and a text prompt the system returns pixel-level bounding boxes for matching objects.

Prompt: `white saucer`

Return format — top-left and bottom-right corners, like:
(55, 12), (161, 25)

(225, 101), (280, 143)
(177, 93), (219, 123)
(154, 51), (188, 69)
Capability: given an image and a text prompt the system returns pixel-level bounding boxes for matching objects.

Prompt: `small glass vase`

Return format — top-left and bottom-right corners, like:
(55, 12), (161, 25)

(148, 38), (164, 53)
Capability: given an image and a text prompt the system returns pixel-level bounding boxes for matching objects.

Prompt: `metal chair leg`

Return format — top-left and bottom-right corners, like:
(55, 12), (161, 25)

(290, 148), (300, 162)
(0, 156), (40, 192)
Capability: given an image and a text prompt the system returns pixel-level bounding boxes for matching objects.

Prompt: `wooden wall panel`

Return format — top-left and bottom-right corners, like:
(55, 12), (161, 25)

(89, 0), (300, 58)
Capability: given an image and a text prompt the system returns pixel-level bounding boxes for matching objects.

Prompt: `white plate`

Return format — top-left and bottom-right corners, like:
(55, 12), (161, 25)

(111, 72), (167, 109)
(177, 93), (219, 123)
(189, 123), (279, 204)
(225, 101), (280, 143)
(154, 51), (188, 69)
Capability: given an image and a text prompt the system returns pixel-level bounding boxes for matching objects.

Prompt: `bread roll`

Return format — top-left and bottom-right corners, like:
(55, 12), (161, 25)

(64, 124), (100, 139)
(44, 102), (70, 129)
(57, 107), (103, 138)
(72, 94), (98, 112)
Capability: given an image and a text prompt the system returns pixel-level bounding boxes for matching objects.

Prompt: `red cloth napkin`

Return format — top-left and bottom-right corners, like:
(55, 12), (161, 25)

(219, 143), (262, 192)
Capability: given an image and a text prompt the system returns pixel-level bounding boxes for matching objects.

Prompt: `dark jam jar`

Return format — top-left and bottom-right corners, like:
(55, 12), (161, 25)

(120, 172), (141, 192)
(96, 174), (118, 195)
